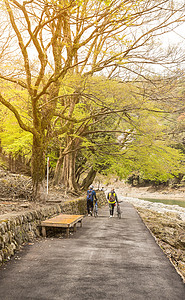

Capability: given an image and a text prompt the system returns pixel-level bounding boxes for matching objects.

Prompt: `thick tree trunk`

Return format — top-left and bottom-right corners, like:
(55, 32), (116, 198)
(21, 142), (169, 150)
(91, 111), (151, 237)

(53, 148), (80, 191)
(31, 135), (46, 202)
(53, 92), (83, 190)
(54, 125), (82, 191)
(61, 151), (79, 191)
(53, 155), (64, 185)
(81, 167), (97, 190)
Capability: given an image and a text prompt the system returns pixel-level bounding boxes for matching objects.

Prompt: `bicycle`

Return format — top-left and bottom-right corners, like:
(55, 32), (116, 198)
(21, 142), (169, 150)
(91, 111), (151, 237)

(93, 202), (98, 217)
(117, 201), (122, 219)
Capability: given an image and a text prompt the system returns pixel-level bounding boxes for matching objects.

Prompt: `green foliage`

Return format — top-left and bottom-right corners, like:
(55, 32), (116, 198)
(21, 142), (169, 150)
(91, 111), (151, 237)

(60, 75), (185, 184)
(0, 112), (32, 158)
(109, 134), (184, 182)
(0, 73), (185, 185)
(0, 81), (32, 158)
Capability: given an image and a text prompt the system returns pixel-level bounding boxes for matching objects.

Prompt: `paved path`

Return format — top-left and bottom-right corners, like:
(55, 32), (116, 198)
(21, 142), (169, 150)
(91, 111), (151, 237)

(0, 202), (184, 300)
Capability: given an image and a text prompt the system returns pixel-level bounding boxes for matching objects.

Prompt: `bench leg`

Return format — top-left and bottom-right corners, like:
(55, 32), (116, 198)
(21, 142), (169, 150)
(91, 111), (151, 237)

(80, 220), (82, 227)
(73, 223), (77, 232)
(66, 227), (70, 238)
(42, 226), (46, 237)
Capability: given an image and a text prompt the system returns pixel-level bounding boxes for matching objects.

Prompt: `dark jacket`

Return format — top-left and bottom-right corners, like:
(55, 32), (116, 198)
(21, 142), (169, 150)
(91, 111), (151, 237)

(87, 188), (97, 202)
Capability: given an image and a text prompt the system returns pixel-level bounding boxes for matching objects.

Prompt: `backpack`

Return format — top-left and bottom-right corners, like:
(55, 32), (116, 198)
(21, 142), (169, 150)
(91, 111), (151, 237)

(87, 189), (92, 201)
(109, 193), (116, 203)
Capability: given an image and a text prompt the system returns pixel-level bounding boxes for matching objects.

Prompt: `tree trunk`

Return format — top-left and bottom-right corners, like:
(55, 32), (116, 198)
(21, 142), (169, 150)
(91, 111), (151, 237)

(81, 167), (97, 190)
(53, 155), (64, 186)
(61, 150), (79, 191)
(31, 135), (46, 202)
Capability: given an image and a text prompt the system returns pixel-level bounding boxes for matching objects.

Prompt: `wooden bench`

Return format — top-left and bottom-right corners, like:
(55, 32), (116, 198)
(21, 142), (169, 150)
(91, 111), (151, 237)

(41, 214), (84, 238)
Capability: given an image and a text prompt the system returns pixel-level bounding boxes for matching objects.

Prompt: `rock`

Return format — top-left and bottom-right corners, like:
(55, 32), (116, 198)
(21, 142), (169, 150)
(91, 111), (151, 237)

(0, 251), (4, 262)
(20, 204), (29, 208)
(178, 233), (185, 247)
(178, 262), (185, 278)
(2, 232), (9, 244)
(27, 231), (34, 242)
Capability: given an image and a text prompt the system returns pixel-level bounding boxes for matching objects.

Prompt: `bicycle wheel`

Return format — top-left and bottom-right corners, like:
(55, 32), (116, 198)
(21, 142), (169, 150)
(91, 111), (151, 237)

(117, 205), (121, 219)
(94, 205), (98, 217)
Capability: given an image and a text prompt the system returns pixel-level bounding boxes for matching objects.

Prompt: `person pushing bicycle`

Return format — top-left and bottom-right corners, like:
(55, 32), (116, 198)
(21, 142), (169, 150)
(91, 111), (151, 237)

(87, 185), (97, 216)
(107, 188), (118, 217)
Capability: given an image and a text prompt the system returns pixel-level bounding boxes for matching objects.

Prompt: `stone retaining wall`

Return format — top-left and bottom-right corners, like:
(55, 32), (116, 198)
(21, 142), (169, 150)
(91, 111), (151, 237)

(0, 191), (107, 265)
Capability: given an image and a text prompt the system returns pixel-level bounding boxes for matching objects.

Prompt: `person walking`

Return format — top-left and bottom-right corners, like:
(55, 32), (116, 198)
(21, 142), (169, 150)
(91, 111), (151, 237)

(107, 188), (118, 217)
(87, 186), (97, 216)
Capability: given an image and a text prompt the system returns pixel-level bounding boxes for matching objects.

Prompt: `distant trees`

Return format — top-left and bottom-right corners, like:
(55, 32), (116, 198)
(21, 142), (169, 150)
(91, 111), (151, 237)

(0, 0), (184, 200)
